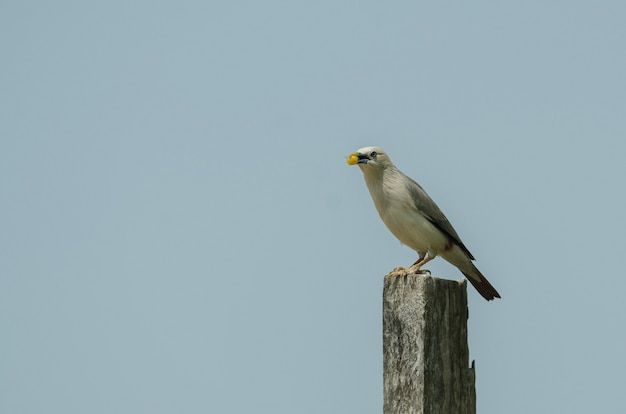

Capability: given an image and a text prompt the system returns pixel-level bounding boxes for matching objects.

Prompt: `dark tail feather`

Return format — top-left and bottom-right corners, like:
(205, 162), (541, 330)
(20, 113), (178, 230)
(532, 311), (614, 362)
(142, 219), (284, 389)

(461, 266), (501, 301)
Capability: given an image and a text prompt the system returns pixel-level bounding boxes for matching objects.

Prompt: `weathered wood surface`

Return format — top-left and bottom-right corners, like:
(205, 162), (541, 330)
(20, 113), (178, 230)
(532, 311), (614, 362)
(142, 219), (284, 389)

(383, 274), (476, 414)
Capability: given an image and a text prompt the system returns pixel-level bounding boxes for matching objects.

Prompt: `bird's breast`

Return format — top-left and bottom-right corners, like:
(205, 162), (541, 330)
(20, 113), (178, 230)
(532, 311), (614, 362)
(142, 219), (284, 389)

(379, 202), (448, 254)
(363, 169), (450, 254)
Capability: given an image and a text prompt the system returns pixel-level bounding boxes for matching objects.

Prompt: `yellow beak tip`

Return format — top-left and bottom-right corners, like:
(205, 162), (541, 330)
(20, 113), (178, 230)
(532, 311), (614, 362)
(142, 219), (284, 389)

(346, 153), (359, 165)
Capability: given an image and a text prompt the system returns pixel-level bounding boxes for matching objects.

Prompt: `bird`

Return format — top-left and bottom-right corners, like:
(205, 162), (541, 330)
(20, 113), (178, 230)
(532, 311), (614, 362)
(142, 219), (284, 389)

(347, 146), (500, 301)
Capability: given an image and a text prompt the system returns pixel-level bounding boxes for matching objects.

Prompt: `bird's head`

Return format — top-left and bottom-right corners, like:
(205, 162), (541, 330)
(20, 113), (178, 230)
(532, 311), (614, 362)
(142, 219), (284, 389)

(346, 146), (392, 170)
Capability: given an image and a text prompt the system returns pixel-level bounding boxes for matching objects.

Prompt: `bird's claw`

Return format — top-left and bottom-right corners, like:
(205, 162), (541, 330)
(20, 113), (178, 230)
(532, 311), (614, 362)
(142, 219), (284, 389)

(385, 266), (431, 280)
(385, 267), (408, 279)
(408, 266), (431, 276)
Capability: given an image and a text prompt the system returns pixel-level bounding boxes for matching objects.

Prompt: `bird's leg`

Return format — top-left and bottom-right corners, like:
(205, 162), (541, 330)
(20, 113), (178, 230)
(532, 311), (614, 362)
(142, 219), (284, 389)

(408, 253), (435, 275)
(412, 252), (426, 267)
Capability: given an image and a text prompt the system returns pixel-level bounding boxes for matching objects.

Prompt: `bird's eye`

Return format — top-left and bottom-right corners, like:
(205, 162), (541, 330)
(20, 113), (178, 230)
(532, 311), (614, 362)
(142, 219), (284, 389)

(370, 151), (377, 158)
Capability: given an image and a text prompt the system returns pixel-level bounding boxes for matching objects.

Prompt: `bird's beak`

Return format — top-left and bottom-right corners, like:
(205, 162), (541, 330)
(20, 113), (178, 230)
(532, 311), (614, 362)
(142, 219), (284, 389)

(346, 152), (369, 165)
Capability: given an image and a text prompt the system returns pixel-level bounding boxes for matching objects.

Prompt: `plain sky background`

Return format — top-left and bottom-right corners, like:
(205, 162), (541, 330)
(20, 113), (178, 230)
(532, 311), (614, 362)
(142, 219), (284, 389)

(2, 1), (626, 413)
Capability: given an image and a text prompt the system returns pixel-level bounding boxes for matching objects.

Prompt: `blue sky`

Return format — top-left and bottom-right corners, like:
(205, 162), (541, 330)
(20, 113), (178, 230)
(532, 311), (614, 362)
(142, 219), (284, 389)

(2, 1), (626, 413)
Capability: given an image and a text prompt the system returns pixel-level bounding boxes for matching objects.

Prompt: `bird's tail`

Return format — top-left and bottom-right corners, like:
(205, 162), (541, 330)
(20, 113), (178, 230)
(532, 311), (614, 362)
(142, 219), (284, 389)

(461, 264), (501, 301)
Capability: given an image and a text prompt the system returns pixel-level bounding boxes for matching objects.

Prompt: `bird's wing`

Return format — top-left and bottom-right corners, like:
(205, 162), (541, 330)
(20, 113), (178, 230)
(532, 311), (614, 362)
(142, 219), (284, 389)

(404, 175), (475, 260)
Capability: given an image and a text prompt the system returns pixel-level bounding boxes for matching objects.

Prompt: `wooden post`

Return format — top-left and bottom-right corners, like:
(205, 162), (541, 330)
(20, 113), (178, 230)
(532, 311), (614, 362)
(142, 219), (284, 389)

(383, 274), (476, 414)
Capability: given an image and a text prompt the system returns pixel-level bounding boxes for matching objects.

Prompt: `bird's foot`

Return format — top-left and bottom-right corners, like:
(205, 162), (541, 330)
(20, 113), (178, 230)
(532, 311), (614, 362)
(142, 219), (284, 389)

(385, 266), (432, 280)
(385, 267), (408, 279)
(407, 266), (431, 276)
